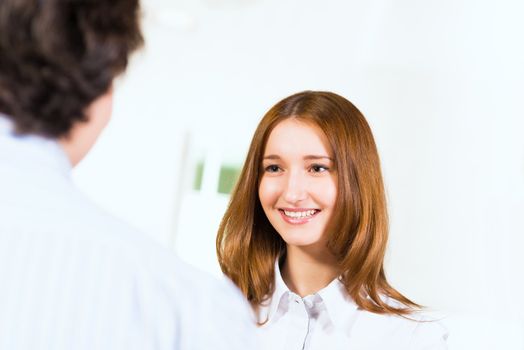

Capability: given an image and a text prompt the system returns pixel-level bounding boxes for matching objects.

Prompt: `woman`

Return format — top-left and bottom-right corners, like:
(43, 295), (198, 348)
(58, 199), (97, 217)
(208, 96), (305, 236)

(217, 91), (447, 349)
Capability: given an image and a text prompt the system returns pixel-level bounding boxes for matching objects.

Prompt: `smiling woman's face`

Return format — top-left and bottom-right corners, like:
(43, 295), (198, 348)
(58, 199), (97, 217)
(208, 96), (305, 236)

(258, 118), (337, 251)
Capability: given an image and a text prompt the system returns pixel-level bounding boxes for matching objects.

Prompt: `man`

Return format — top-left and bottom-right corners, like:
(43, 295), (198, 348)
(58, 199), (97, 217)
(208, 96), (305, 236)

(0, 1), (257, 349)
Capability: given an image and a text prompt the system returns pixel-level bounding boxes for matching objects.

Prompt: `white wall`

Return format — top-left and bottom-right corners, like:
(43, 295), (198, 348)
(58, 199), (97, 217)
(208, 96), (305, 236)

(73, 0), (524, 347)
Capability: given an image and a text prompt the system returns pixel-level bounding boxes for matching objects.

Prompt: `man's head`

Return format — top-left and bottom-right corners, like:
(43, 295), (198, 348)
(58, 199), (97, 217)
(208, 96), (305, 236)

(0, 0), (143, 163)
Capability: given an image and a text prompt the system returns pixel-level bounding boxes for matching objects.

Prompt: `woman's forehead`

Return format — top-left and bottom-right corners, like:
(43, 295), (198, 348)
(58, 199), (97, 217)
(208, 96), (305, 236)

(263, 118), (333, 158)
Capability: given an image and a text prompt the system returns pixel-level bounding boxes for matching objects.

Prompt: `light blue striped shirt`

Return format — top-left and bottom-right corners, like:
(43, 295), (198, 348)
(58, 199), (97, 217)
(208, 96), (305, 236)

(0, 116), (258, 350)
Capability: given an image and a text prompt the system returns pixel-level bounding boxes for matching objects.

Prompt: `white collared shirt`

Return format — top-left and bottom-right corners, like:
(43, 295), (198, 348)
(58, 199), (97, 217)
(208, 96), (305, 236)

(0, 115), (258, 350)
(257, 261), (448, 350)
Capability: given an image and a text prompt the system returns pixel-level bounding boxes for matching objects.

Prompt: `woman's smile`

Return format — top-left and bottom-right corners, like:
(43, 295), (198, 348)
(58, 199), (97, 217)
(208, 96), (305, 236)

(278, 208), (321, 224)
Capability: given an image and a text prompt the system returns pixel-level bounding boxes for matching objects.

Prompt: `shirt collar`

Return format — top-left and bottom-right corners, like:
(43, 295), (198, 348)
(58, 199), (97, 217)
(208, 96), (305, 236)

(260, 259), (291, 324)
(0, 114), (72, 177)
(316, 275), (359, 328)
(262, 259), (359, 328)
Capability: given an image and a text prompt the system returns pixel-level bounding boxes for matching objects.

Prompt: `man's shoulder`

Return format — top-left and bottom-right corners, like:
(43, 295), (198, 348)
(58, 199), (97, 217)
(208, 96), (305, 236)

(54, 192), (168, 260)
(64, 192), (249, 304)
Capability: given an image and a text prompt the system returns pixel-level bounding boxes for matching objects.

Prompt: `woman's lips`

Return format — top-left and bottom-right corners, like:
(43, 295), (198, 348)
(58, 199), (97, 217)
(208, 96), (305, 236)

(278, 208), (320, 224)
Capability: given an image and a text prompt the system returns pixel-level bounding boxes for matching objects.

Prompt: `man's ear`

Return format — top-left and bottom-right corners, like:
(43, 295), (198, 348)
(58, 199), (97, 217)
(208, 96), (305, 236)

(59, 87), (114, 167)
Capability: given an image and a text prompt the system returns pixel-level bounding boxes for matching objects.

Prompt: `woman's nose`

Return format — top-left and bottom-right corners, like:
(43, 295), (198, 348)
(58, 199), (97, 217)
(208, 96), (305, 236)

(282, 171), (308, 204)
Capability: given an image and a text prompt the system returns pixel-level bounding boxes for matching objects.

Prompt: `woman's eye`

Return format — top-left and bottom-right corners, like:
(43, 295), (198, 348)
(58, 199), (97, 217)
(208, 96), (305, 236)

(265, 165), (281, 173)
(310, 164), (329, 173)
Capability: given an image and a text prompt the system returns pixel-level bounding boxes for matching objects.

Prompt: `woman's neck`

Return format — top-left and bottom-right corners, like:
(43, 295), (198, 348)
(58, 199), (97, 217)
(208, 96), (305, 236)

(281, 245), (340, 297)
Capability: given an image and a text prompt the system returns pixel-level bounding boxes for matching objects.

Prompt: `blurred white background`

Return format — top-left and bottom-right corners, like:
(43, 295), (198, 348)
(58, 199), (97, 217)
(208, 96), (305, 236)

(73, 0), (524, 348)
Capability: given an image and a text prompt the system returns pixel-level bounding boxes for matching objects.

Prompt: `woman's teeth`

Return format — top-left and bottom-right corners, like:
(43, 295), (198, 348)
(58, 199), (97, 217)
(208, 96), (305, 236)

(283, 210), (317, 218)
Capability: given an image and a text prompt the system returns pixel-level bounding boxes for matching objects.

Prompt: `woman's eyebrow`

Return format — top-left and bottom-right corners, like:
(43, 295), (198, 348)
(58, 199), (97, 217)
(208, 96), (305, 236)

(263, 155), (333, 161)
(263, 155), (281, 160)
(304, 155), (334, 161)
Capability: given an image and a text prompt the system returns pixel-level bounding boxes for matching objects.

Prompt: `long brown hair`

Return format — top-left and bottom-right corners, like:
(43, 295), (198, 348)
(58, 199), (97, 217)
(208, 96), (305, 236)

(217, 90), (419, 316)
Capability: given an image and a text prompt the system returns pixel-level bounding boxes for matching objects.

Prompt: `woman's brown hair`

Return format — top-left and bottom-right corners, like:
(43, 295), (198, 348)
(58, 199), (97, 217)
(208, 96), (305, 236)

(217, 90), (419, 316)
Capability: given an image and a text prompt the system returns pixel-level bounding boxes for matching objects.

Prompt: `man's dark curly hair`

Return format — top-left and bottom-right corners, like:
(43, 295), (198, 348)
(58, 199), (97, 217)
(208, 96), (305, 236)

(0, 0), (143, 138)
